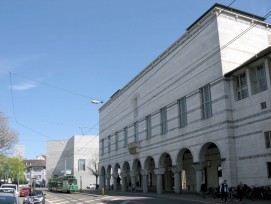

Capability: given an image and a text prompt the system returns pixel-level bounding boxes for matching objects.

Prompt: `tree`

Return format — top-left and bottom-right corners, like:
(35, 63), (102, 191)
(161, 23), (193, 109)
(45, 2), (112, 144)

(0, 112), (18, 153)
(87, 152), (99, 186)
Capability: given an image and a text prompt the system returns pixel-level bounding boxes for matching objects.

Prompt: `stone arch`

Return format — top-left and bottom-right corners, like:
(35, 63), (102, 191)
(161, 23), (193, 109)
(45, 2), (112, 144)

(105, 165), (113, 191)
(158, 152), (173, 192)
(120, 161), (131, 191)
(144, 156), (156, 192)
(131, 159), (142, 189)
(198, 142), (222, 189)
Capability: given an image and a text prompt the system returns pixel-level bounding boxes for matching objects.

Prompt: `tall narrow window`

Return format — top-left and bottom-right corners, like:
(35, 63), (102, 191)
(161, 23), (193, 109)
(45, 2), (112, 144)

(124, 127), (128, 147)
(265, 131), (271, 148)
(101, 139), (104, 155)
(146, 115), (152, 139)
(133, 97), (138, 118)
(108, 135), (111, 153)
(78, 159), (85, 171)
(235, 72), (248, 100)
(160, 107), (168, 134)
(115, 131), (119, 150)
(251, 63), (267, 94)
(134, 121), (138, 142)
(178, 97), (187, 128)
(200, 84), (212, 119)
(267, 162), (271, 178)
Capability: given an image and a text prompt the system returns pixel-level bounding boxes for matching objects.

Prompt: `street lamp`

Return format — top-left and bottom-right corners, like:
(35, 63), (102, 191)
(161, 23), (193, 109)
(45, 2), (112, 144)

(91, 99), (103, 104)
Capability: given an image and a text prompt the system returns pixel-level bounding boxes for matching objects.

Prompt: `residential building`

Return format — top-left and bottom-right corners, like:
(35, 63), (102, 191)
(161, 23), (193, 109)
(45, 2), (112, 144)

(46, 135), (99, 189)
(24, 156), (46, 187)
(98, 4), (271, 194)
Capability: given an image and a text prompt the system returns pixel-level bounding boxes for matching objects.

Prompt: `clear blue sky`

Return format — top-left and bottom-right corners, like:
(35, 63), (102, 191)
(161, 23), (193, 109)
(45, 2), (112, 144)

(0, 0), (270, 159)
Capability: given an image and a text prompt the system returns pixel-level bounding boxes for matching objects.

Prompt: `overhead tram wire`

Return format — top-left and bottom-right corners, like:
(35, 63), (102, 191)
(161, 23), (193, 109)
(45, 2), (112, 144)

(9, 72), (103, 103)
(9, 71), (100, 147)
(100, 9), (271, 134)
(100, 0), (238, 125)
(9, 72), (55, 141)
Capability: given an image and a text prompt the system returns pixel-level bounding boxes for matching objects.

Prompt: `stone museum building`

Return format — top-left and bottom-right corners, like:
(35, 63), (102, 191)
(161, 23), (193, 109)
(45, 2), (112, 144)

(98, 4), (271, 194)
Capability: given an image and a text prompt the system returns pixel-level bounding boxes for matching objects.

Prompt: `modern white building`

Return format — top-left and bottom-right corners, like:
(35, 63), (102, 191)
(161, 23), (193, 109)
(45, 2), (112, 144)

(98, 4), (271, 194)
(46, 135), (99, 189)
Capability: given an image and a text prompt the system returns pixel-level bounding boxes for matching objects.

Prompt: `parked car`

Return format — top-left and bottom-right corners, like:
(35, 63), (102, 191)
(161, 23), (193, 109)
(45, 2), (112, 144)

(0, 184), (19, 197)
(23, 189), (46, 204)
(86, 184), (96, 189)
(0, 187), (15, 194)
(0, 192), (20, 204)
(20, 187), (31, 197)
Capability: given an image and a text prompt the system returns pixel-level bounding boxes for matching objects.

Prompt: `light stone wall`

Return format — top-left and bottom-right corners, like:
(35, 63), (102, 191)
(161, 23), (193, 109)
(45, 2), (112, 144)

(46, 135), (99, 189)
(99, 5), (271, 189)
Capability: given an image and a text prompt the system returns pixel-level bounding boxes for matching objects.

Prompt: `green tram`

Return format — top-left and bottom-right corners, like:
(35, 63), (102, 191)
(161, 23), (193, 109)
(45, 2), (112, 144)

(48, 176), (78, 193)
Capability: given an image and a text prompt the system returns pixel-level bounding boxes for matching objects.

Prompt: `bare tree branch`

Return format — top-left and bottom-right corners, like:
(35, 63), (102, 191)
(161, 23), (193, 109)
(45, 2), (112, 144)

(0, 112), (18, 153)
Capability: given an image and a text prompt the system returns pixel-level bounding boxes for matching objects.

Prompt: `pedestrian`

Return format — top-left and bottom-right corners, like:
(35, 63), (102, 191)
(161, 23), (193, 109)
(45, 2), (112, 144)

(236, 182), (245, 202)
(131, 184), (136, 192)
(200, 182), (207, 199)
(220, 180), (229, 203)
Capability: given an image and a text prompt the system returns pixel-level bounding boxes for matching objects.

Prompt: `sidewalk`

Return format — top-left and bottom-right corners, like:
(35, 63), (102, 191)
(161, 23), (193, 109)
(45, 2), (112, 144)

(81, 189), (270, 204)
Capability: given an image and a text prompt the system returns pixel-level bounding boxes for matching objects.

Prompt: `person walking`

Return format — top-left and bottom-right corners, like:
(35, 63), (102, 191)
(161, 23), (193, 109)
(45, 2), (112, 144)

(200, 182), (207, 199)
(220, 180), (229, 203)
(236, 182), (245, 202)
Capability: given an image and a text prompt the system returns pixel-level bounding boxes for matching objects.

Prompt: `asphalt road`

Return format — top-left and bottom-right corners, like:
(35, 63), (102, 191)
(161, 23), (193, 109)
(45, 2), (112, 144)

(18, 189), (216, 204)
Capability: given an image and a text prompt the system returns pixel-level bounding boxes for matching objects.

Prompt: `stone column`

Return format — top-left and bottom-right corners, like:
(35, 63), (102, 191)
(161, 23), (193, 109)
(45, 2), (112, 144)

(172, 165), (182, 194)
(112, 172), (118, 192)
(193, 163), (203, 193)
(130, 170), (138, 189)
(120, 172), (128, 192)
(106, 175), (111, 191)
(99, 174), (105, 190)
(141, 169), (150, 193)
(154, 168), (165, 194)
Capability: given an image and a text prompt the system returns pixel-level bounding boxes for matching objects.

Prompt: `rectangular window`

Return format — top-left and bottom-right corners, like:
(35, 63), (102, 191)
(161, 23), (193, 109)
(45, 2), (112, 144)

(78, 159), (85, 171)
(265, 131), (271, 148)
(235, 72), (248, 100)
(133, 97), (138, 118)
(115, 132), (119, 150)
(146, 115), (152, 139)
(108, 135), (111, 153)
(160, 107), (168, 134)
(124, 127), (128, 147)
(252, 63), (267, 94)
(178, 97), (187, 128)
(200, 84), (212, 119)
(134, 121), (138, 142)
(101, 139), (104, 155)
(267, 162), (271, 178)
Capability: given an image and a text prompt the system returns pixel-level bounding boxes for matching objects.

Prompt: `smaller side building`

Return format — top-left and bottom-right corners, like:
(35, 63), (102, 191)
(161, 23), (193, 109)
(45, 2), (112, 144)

(46, 135), (99, 190)
(24, 155), (46, 187)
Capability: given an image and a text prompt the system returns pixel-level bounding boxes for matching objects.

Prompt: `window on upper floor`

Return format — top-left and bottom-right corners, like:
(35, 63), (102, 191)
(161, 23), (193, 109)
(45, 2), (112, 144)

(101, 139), (104, 155)
(267, 162), (271, 178)
(115, 131), (119, 150)
(124, 127), (128, 147)
(178, 97), (187, 128)
(250, 62), (267, 94)
(134, 121), (139, 142)
(108, 135), (111, 153)
(265, 131), (271, 148)
(160, 107), (168, 135)
(146, 114), (152, 140)
(200, 84), (212, 119)
(78, 159), (85, 171)
(133, 96), (138, 118)
(235, 72), (248, 101)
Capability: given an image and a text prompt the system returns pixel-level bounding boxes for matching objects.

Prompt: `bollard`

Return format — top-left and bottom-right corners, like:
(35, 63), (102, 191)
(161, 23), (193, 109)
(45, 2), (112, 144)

(101, 187), (104, 196)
